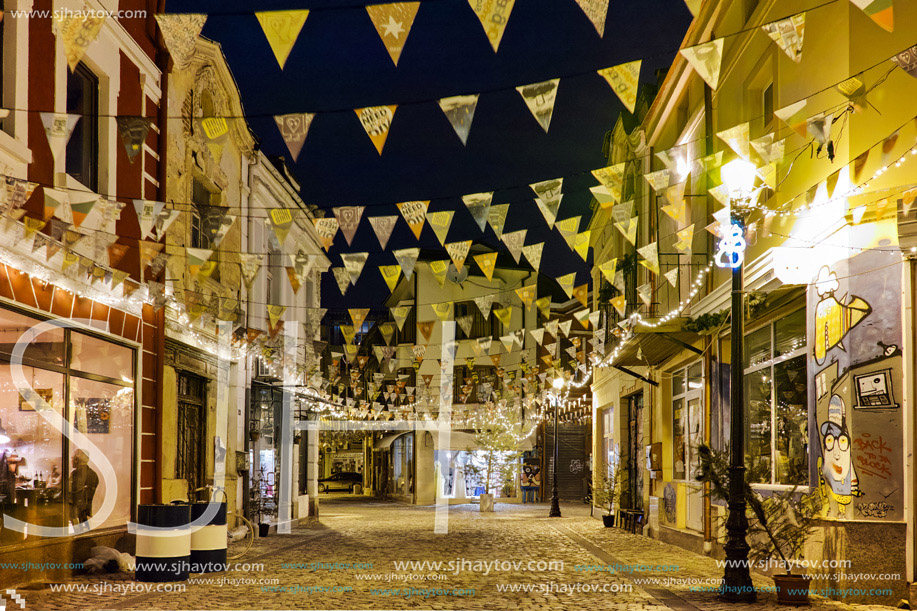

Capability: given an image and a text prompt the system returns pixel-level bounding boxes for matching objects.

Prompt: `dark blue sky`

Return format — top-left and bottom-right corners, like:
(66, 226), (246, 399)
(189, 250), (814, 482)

(167, 0), (693, 313)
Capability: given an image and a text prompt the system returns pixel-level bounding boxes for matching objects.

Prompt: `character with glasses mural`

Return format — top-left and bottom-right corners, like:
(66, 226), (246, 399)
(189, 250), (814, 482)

(817, 395), (862, 518)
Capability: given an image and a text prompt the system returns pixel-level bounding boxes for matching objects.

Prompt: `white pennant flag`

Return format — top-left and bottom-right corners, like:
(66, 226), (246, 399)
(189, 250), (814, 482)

(474, 294), (495, 320)
(393, 247), (420, 279)
(575, 0), (609, 36)
(40, 113), (81, 163)
(522, 242), (544, 271)
(340, 252), (369, 286)
(516, 78), (560, 133)
(438, 94), (479, 145)
(369, 215), (398, 250)
(333, 206), (365, 246)
(501, 229), (527, 264)
(133, 200), (165, 240)
(680, 38), (725, 90)
(531, 178), (563, 228)
(462, 191), (493, 231)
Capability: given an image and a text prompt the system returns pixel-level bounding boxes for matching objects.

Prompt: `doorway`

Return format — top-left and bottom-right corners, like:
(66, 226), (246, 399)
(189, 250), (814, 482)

(626, 393), (644, 511)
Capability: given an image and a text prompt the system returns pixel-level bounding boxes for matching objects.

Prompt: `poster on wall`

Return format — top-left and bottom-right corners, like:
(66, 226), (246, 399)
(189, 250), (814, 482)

(808, 248), (903, 521)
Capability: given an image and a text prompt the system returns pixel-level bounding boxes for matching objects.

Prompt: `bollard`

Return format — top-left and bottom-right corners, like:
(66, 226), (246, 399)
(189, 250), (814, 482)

(190, 502), (227, 572)
(136, 504), (191, 582)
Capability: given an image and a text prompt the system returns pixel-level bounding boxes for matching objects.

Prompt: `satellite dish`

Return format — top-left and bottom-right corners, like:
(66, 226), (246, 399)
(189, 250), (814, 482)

(446, 262), (468, 284)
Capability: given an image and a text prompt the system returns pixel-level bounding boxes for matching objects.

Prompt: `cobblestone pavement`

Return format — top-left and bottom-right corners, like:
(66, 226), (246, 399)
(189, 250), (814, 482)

(17, 498), (906, 611)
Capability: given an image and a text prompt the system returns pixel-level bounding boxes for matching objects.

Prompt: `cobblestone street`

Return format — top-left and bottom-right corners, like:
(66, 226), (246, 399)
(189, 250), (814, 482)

(17, 498), (905, 611)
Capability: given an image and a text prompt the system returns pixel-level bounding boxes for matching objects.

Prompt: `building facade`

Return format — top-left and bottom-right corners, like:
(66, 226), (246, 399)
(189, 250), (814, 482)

(590, 0), (917, 604)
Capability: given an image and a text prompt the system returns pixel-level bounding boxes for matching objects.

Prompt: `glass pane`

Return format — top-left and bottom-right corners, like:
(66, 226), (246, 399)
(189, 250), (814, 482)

(687, 397), (703, 479)
(70, 333), (134, 383)
(673, 398), (685, 479)
(775, 309), (806, 357)
(744, 326), (771, 369)
(673, 370), (685, 396)
(0, 365), (65, 546)
(688, 362), (703, 390)
(745, 370), (772, 483)
(0, 308), (65, 366)
(69, 377), (134, 529)
(774, 355), (808, 485)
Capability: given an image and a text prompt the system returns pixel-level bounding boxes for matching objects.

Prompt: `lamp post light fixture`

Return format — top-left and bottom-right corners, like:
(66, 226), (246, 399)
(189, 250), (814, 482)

(549, 376), (565, 518)
(717, 158), (758, 603)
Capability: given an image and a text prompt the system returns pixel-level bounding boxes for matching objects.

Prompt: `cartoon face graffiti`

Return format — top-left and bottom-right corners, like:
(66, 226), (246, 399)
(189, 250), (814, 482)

(812, 266), (871, 364)
(817, 394), (862, 516)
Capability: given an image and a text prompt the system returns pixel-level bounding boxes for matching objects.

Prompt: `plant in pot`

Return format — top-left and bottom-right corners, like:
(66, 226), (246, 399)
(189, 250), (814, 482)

(696, 444), (820, 606)
(593, 456), (625, 527)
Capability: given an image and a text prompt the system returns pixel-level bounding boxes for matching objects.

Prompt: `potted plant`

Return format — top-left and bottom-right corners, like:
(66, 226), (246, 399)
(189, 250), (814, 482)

(696, 444), (820, 605)
(594, 459), (625, 527)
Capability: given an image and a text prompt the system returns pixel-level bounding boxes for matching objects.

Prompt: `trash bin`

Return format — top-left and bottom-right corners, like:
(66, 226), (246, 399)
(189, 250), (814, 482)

(190, 502), (227, 572)
(353, 484), (362, 495)
(136, 504), (191, 582)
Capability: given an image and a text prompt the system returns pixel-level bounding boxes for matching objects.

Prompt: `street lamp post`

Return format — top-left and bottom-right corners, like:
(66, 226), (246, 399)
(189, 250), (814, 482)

(716, 159), (758, 602)
(549, 376), (564, 518)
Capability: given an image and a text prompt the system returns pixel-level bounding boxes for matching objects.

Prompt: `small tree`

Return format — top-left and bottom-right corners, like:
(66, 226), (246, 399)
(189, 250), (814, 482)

(695, 444), (820, 574)
(594, 457), (626, 516)
(466, 400), (534, 496)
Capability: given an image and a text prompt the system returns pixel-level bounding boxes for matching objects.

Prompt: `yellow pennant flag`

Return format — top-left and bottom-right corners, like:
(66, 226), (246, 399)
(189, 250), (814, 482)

(340, 325), (357, 345)
(56, 12), (106, 71)
(675, 224), (695, 253)
(597, 60), (642, 114)
(24, 217), (46, 239)
(637, 242), (660, 275)
(349, 308), (370, 328)
(610, 295), (626, 317)
(432, 301), (452, 321)
(256, 10), (310, 69)
(366, 2), (421, 66)
(474, 252), (498, 281)
(573, 231), (591, 261)
(573, 284), (588, 308)
(397, 200), (429, 239)
(556, 272), (576, 299)
(429, 260), (449, 288)
(535, 295), (551, 318)
(426, 210), (454, 246)
(267, 304), (287, 329)
(467, 0), (516, 52)
(680, 38), (725, 91)
(598, 258), (617, 283)
(494, 306), (513, 327)
(446, 240), (472, 272)
(515, 285), (537, 308)
(592, 163), (625, 203)
(379, 264), (402, 292)
(355, 105), (397, 155)
(615, 217), (638, 246)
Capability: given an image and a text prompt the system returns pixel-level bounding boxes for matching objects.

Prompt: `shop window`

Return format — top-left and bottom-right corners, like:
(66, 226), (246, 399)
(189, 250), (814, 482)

(672, 362), (703, 480)
(66, 63), (98, 192)
(744, 309), (808, 486)
(0, 307), (135, 546)
(602, 407), (617, 476)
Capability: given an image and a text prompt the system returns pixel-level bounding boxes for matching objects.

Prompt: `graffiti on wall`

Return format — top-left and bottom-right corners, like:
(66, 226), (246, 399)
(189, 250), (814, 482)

(809, 249), (903, 522)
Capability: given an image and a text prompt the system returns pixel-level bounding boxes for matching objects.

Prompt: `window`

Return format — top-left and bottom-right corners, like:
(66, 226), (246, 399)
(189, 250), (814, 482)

(744, 309), (808, 485)
(672, 362), (703, 480)
(0, 307), (135, 546)
(762, 83), (774, 126)
(454, 302), (493, 340)
(190, 180), (213, 249)
(66, 63), (98, 191)
(602, 407), (617, 477)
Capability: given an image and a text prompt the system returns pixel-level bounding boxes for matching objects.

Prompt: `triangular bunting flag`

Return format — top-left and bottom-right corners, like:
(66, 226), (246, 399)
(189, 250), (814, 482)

(462, 191), (492, 231)
(574, 309), (591, 328)
(674, 224), (695, 254)
(849, 0), (893, 32)
(598, 258), (617, 283)
(762, 13), (805, 62)
(349, 308), (370, 329)
(333, 267), (351, 295)
(366, 2), (420, 66)
(516, 78), (560, 133)
(680, 38), (725, 90)
(637, 242), (660, 275)
(312, 216), (339, 251)
(501, 229), (526, 264)
(274, 113), (314, 162)
(40, 113), (81, 163)
(522, 242), (544, 271)
(369, 215), (398, 250)
(573, 231), (591, 261)
(500, 334), (515, 353)
(531, 178), (563, 228)
(397, 200), (429, 239)
(536, 296), (551, 318)
(341, 252), (369, 285)
(155, 14), (207, 68)
(240, 253), (263, 289)
(456, 314), (474, 336)
(487, 203), (509, 238)
(555, 216), (581, 249)
(573, 284), (588, 308)
(445, 240), (471, 272)
(432, 302), (452, 321)
(133, 200), (165, 240)
(418, 320), (435, 342)
(574, 0), (609, 35)
(429, 260), (450, 288)
(531, 328), (545, 345)
(717, 122), (751, 160)
(116, 117), (152, 162)
(439, 94), (479, 145)
(340, 325), (357, 345)
(638, 282), (653, 306)
(473, 252), (498, 281)
(255, 10), (310, 69)
(68, 196), (97, 228)
(186, 248), (213, 277)
(556, 272), (576, 299)
(664, 268), (679, 288)
(558, 319), (573, 337)
(267, 304), (287, 329)
(597, 60), (642, 113)
(427, 210), (454, 246)
(494, 306), (513, 327)
(592, 163), (625, 203)
(393, 247), (420, 279)
(55, 12), (106, 71)
(467, 0), (515, 51)
(333, 206), (365, 247)
(615, 217), (638, 245)
(391, 305), (412, 331)
(474, 294), (495, 319)
(355, 105), (397, 154)
(610, 295), (626, 316)
(515, 285), (537, 308)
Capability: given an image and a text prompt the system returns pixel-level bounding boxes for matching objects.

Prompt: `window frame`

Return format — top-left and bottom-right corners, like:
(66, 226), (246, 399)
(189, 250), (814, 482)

(670, 361), (703, 481)
(66, 62), (99, 192)
(742, 309), (809, 489)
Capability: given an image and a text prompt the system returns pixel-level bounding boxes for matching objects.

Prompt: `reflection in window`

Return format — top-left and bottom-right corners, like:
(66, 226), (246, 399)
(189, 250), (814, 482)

(71, 332), (134, 382)
(744, 310), (808, 486)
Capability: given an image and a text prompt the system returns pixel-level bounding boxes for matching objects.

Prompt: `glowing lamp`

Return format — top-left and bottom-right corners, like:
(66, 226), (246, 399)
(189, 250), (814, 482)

(721, 159), (758, 200)
(552, 377), (565, 390)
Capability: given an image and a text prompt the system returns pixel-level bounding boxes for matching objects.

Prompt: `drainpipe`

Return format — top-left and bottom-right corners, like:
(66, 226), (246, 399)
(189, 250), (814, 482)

(903, 255), (916, 582)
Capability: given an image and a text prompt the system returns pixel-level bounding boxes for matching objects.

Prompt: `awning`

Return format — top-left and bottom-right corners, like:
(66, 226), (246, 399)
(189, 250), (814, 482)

(611, 327), (703, 368)
(373, 432), (406, 450)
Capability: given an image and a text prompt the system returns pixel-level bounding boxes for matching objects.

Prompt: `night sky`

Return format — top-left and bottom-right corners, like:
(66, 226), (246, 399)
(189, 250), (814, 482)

(166, 0), (693, 315)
